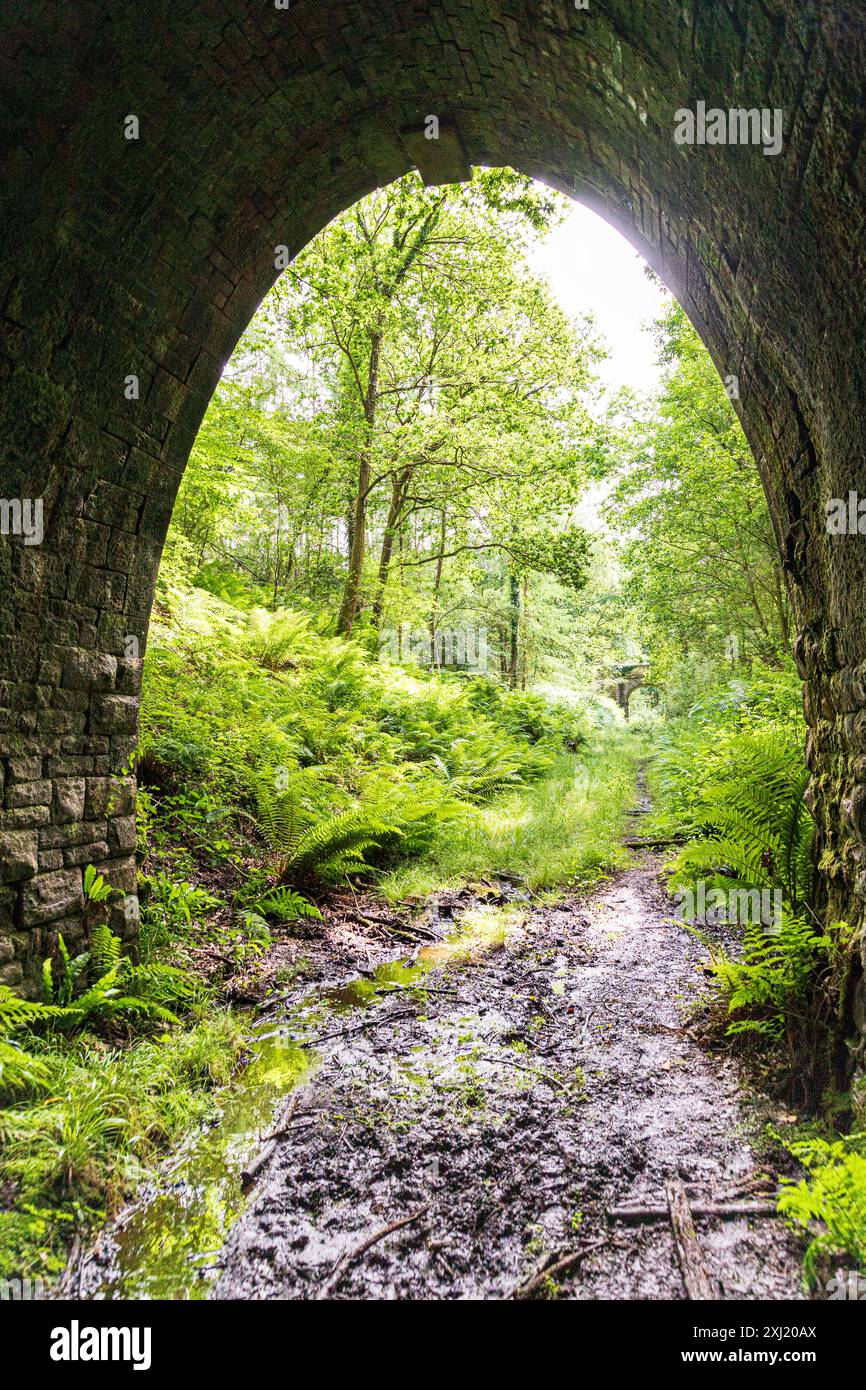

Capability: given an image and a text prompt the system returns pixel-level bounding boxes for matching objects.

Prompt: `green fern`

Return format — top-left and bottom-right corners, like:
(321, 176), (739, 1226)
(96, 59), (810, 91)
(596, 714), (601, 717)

(254, 888), (323, 922)
(276, 806), (397, 885)
(668, 727), (813, 910)
(42, 935), (89, 1007)
(0, 987), (58, 1094)
(53, 966), (181, 1030)
(253, 779), (309, 859)
(254, 781), (397, 887)
(777, 1133), (866, 1283)
(39, 928), (190, 1032)
(83, 864), (113, 904)
(89, 923), (122, 976)
(704, 913), (839, 1042)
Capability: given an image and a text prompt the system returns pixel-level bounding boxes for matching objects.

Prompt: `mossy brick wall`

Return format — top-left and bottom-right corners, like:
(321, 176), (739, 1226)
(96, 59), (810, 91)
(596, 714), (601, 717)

(1, 0), (865, 1035)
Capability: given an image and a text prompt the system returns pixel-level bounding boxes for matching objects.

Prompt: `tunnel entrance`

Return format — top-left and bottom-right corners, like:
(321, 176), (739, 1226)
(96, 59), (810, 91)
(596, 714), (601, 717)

(1, 3), (864, 1057)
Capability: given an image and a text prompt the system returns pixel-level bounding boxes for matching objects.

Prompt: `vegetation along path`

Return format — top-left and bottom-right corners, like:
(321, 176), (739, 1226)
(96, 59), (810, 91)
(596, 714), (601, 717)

(77, 779), (804, 1301)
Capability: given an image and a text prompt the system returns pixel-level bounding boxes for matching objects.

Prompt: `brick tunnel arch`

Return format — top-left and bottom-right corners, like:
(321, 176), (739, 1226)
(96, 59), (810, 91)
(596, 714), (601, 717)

(2, 1), (865, 1029)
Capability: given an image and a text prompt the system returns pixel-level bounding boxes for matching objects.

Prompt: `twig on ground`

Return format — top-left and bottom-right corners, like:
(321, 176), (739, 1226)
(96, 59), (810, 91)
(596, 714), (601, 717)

(312, 1007), (418, 1046)
(317, 1203), (431, 1299)
(375, 980), (460, 997)
(479, 1051), (569, 1093)
(609, 1199), (779, 1221)
(509, 1239), (607, 1299)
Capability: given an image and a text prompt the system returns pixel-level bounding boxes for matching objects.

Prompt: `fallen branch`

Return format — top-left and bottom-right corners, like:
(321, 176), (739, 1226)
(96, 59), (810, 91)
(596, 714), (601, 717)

(317, 1203), (431, 1299)
(665, 1177), (717, 1300)
(509, 1239), (607, 1299)
(192, 946), (239, 968)
(479, 1052), (568, 1093)
(375, 980), (460, 997)
(608, 1200), (779, 1221)
(346, 910), (439, 943)
(241, 1094), (302, 1193)
(312, 1007), (417, 1046)
(622, 834), (687, 848)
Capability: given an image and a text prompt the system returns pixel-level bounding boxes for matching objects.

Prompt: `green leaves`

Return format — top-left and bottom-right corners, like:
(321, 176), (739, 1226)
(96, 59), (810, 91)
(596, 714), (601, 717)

(511, 525), (593, 591)
(607, 301), (790, 682)
(0, 988), (56, 1096)
(667, 725), (813, 910)
(83, 864), (112, 904)
(777, 1133), (866, 1284)
(254, 888), (323, 923)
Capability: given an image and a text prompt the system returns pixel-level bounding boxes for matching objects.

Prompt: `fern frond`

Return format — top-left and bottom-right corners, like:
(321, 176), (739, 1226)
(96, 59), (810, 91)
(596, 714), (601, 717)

(90, 924), (122, 976)
(253, 781), (308, 856)
(0, 1038), (49, 1094)
(255, 888), (323, 922)
(279, 807), (397, 885)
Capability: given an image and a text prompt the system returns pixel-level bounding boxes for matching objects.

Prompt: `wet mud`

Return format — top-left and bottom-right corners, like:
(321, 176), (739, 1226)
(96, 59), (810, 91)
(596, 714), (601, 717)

(77, 847), (808, 1300)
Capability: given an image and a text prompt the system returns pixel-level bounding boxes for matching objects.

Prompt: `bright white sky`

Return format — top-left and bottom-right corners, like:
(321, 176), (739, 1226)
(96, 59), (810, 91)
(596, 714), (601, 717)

(528, 200), (671, 397)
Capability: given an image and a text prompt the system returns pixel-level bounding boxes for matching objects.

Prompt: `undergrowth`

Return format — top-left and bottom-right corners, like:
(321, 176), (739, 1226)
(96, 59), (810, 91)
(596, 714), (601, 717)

(650, 672), (866, 1278)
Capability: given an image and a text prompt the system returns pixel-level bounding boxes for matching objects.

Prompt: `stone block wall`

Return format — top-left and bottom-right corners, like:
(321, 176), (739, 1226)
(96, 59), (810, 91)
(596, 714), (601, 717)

(0, 647), (141, 992)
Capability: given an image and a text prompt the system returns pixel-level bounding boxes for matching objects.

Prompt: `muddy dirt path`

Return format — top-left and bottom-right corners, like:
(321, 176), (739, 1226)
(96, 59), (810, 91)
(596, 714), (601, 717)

(204, 856), (805, 1300)
(73, 782), (808, 1302)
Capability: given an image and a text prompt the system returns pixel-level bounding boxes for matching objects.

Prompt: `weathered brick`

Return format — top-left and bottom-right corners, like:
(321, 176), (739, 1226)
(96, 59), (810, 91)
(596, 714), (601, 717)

(53, 777), (86, 823)
(93, 855), (137, 894)
(7, 757), (43, 781)
(20, 868), (83, 926)
(108, 816), (136, 852)
(5, 779), (52, 809)
(0, 806), (51, 830)
(39, 820), (108, 850)
(92, 694), (138, 734)
(63, 840), (110, 867)
(62, 647), (118, 692)
(0, 830), (39, 883)
(85, 776), (136, 819)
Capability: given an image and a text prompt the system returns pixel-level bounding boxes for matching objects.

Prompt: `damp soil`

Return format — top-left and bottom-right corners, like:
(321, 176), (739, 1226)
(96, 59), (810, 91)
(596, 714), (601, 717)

(74, 813), (809, 1301)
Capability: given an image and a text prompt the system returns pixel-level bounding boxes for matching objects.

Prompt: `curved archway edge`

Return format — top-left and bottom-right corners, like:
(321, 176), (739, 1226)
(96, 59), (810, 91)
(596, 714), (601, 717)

(1, 1), (864, 1043)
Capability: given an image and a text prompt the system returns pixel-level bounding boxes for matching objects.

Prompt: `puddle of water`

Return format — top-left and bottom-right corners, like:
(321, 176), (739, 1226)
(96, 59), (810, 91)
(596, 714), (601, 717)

(315, 905), (526, 1013)
(93, 1024), (318, 1300)
(319, 958), (433, 1011)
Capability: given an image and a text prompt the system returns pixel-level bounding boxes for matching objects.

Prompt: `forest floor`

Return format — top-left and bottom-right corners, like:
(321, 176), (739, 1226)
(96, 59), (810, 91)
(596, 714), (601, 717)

(73, 787), (808, 1301)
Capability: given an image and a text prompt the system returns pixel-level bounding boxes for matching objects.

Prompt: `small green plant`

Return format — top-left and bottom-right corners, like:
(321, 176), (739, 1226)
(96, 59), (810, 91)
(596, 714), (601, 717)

(685, 914), (848, 1103)
(42, 934), (89, 1009)
(221, 912), (274, 963)
(693, 915), (844, 1044)
(138, 872), (223, 960)
(668, 727), (813, 912)
(83, 864), (113, 905)
(42, 923), (195, 1032)
(253, 887), (323, 923)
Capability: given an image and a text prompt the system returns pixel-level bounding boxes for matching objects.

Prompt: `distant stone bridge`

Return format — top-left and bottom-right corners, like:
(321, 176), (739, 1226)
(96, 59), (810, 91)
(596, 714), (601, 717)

(606, 663), (652, 722)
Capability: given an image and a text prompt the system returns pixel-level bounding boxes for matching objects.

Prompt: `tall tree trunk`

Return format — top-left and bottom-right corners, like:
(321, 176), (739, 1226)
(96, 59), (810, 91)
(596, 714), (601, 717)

(508, 572), (520, 688)
(520, 573), (528, 690)
(371, 467), (411, 629)
(337, 329), (383, 635)
(429, 509), (447, 666)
